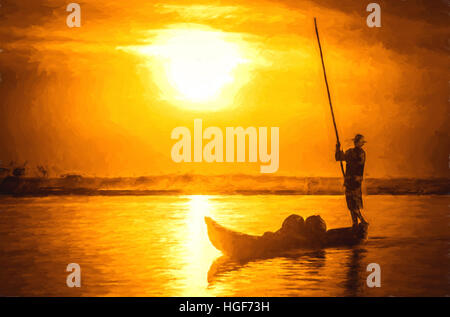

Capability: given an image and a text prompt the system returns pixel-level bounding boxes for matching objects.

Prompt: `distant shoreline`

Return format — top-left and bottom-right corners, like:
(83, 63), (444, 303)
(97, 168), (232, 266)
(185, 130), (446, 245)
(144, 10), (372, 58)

(0, 175), (448, 196)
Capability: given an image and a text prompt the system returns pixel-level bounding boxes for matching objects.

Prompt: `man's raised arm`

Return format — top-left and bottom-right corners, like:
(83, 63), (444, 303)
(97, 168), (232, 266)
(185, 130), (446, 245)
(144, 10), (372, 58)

(335, 143), (346, 161)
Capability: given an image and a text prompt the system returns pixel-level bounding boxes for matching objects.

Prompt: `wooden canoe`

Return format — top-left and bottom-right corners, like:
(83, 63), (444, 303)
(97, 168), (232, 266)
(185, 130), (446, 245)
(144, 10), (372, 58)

(205, 216), (368, 259)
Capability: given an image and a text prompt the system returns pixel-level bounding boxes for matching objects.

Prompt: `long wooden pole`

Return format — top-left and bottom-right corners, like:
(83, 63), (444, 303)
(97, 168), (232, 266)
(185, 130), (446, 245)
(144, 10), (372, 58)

(314, 17), (345, 178)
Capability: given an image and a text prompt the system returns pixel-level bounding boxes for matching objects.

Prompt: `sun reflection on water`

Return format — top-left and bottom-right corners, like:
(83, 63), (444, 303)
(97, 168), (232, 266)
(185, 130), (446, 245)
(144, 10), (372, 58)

(178, 195), (221, 295)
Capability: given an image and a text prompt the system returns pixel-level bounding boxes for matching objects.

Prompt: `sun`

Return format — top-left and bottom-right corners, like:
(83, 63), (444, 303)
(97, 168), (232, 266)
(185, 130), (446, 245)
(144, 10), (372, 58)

(157, 29), (245, 103)
(119, 25), (253, 111)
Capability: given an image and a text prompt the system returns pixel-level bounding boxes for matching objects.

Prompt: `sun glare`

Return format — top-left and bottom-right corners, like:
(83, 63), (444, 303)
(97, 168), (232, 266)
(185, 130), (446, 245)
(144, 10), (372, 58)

(119, 25), (253, 111)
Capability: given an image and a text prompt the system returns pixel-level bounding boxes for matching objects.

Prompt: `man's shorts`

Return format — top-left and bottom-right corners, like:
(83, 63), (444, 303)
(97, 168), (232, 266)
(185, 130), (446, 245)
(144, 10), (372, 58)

(345, 187), (363, 210)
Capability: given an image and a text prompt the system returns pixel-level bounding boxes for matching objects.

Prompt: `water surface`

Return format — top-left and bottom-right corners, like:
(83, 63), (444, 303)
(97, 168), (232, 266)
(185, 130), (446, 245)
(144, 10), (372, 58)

(0, 195), (448, 296)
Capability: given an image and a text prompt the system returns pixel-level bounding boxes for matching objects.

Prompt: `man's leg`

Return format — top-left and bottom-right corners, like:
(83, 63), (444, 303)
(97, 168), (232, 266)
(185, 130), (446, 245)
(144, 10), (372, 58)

(353, 188), (368, 225)
(350, 209), (358, 228)
(353, 209), (368, 224)
(346, 190), (359, 227)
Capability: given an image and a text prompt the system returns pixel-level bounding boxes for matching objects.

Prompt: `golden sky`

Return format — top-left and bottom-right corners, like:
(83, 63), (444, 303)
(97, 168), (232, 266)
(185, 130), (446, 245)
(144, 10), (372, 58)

(0, 0), (448, 178)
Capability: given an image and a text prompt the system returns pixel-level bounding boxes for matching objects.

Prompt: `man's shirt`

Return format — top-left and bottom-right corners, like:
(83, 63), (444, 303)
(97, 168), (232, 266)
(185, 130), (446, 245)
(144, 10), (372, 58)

(335, 147), (366, 190)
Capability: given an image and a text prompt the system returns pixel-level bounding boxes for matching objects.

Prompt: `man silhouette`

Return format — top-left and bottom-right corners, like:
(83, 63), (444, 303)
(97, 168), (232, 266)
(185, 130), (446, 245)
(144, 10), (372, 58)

(335, 134), (369, 228)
